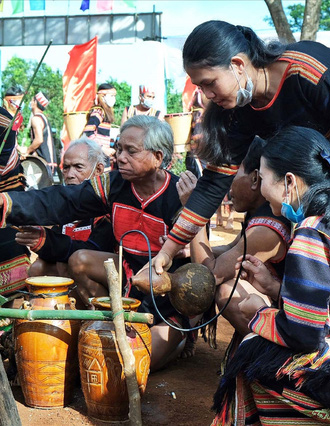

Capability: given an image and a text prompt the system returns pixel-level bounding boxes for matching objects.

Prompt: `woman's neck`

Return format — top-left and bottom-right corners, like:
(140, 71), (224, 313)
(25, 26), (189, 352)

(251, 61), (288, 108)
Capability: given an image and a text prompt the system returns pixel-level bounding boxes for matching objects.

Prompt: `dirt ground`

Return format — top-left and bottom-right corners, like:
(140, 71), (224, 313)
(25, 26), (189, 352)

(12, 211), (243, 426)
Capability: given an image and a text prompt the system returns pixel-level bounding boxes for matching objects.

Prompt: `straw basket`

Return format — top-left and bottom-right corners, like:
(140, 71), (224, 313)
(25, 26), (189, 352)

(63, 112), (88, 141)
(164, 112), (192, 153)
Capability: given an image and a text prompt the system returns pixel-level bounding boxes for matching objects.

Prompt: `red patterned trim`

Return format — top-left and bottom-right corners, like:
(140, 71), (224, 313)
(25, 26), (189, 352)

(206, 163), (239, 176)
(281, 50), (327, 76)
(91, 174), (109, 205)
(131, 171), (171, 208)
(29, 226), (46, 252)
(0, 254), (30, 295)
(247, 216), (291, 245)
(249, 306), (287, 347)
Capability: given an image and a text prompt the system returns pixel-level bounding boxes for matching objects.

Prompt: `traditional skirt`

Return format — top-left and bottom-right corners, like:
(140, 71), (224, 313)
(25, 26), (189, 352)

(211, 334), (330, 425)
(0, 228), (30, 295)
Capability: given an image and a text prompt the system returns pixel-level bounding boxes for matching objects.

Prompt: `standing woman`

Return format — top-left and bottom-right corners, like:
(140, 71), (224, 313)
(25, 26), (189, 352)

(151, 20), (330, 273)
(213, 126), (330, 425)
(83, 83), (117, 170)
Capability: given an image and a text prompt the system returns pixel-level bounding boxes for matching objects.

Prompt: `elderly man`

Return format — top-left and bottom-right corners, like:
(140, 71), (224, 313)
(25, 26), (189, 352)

(16, 136), (114, 287)
(1, 116), (193, 371)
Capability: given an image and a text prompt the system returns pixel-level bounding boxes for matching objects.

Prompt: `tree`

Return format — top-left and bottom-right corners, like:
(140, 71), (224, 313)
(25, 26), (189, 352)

(264, 0), (323, 41)
(166, 79), (183, 114)
(287, 0), (330, 32)
(264, 0), (295, 42)
(301, 0), (322, 39)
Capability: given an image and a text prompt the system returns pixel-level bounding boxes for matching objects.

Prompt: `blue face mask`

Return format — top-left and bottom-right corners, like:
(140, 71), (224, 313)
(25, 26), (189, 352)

(281, 175), (305, 223)
(281, 202), (305, 223)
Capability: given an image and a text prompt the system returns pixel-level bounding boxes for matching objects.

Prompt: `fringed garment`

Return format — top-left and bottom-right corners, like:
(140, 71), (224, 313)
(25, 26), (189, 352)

(212, 216), (330, 425)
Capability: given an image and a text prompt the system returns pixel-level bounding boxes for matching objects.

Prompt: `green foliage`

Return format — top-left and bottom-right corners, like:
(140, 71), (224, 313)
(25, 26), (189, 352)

(170, 152), (187, 176)
(264, 0), (330, 32)
(2, 56), (63, 147)
(319, 0), (330, 30)
(105, 78), (132, 126)
(1, 57), (184, 149)
(287, 3), (305, 32)
(166, 79), (183, 114)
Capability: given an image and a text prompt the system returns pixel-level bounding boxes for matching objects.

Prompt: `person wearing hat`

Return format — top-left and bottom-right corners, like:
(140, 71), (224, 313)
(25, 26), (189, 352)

(27, 91), (57, 174)
(0, 86), (30, 302)
(83, 83), (118, 171)
(120, 84), (163, 125)
(3, 85), (25, 132)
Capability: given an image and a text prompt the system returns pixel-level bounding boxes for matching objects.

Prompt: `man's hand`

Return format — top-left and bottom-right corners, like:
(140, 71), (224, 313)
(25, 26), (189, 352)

(15, 226), (44, 249)
(176, 171), (197, 206)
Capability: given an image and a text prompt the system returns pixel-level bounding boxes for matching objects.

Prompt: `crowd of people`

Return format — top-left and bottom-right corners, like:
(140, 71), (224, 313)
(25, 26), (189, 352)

(1, 17), (330, 425)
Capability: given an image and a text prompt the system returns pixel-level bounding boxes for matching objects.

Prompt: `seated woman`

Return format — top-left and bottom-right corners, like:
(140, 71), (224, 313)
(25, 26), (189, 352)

(0, 116), (191, 372)
(177, 137), (291, 336)
(212, 126), (330, 425)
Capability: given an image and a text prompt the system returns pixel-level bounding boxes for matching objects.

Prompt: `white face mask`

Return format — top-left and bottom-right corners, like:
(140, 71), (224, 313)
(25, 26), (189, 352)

(104, 94), (116, 108)
(142, 97), (154, 109)
(231, 66), (253, 107)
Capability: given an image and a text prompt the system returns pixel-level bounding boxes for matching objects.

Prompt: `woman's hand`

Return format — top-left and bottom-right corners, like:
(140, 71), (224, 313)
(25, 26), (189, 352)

(235, 254), (281, 300)
(138, 249), (173, 277)
(159, 235), (190, 259)
(238, 294), (267, 322)
(176, 171), (197, 206)
(15, 226), (43, 248)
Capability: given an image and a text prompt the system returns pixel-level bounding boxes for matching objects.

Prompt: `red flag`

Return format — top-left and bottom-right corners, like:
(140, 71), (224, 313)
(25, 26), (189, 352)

(62, 37), (97, 149)
(182, 76), (197, 112)
(62, 36), (97, 113)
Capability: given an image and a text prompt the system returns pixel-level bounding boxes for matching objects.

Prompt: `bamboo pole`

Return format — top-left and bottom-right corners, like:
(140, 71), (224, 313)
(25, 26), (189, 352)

(104, 258), (142, 426)
(0, 308), (153, 324)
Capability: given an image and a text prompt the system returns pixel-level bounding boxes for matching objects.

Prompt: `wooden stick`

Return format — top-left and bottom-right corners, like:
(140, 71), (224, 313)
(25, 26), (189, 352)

(0, 356), (21, 426)
(104, 259), (142, 426)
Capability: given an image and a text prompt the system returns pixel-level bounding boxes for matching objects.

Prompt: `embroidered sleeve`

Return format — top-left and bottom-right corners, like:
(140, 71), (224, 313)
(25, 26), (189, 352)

(168, 165), (239, 244)
(0, 179), (110, 228)
(83, 107), (104, 135)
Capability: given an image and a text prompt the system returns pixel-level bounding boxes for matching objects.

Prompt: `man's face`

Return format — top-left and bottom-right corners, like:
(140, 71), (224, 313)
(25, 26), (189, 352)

(62, 144), (100, 185)
(116, 127), (160, 182)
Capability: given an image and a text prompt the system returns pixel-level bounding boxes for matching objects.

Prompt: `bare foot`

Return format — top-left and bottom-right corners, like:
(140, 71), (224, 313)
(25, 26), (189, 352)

(180, 330), (198, 359)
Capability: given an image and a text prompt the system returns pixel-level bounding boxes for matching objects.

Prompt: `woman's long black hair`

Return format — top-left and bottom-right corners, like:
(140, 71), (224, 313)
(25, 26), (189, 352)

(262, 126), (330, 224)
(183, 20), (287, 165)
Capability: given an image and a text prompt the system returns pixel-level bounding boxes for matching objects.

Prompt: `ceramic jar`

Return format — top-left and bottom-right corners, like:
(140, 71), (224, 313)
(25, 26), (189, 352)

(14, 276), (80, 408)
(78, 297), (152, 423)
